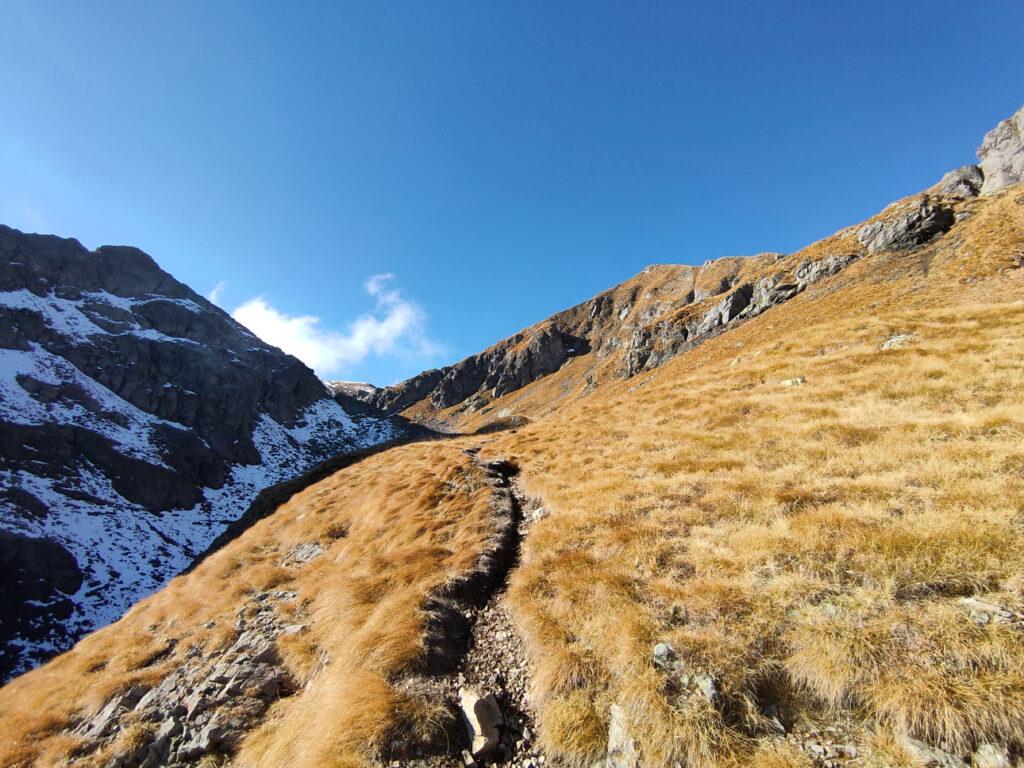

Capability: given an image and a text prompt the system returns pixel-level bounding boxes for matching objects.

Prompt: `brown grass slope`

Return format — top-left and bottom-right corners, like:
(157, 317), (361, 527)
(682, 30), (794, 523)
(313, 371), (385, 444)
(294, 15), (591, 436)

(478, 186), (1024, 766)
(1, 186), (1023, 768)
(0, 445), (505, 767)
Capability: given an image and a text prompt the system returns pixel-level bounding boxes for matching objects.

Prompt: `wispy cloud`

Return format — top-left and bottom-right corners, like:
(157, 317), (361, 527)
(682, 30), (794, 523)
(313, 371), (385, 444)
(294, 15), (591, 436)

(206, 281), (227, 306)
(230, 273), (443, 378)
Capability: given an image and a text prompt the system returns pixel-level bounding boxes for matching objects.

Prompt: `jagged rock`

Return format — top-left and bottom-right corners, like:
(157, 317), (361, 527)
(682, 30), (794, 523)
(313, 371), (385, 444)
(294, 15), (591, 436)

(138, 718), (181, 768)
(422, 325), (581, 410)
(284, 541), (324, 565)
(935, 165), (984, 197)
(459, 688), (504, 757)
(795, 253), (860, 286)
(606, 704), (638, 768)
(70, 590), (298, 766)
(85, 685), (152, 740)
(906, 738), (968, 768)
(856, 201), (956, 254)
(979, 105), (1024, 194)
(972, 743), (1012, 768)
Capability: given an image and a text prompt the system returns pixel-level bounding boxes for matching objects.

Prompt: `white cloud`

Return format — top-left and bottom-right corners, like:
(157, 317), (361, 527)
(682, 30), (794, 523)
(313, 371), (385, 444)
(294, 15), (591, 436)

(230, 274), (443, 378)
(207, 281), (227, 306)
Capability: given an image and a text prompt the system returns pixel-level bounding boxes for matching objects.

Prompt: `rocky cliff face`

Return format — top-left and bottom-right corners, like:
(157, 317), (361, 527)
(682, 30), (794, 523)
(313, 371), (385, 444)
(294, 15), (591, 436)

(0, 226), (399, 680)
(979, 105), (1024, 194)
(370, 106), (1024, 424)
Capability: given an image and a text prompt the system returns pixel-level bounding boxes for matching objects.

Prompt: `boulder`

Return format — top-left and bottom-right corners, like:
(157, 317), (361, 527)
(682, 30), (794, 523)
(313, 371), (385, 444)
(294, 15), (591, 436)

(458, 688), (503, 757)
(856, 201), (955, 254)
(934, 165), (983, 197)
(979, 105), (1024, 194)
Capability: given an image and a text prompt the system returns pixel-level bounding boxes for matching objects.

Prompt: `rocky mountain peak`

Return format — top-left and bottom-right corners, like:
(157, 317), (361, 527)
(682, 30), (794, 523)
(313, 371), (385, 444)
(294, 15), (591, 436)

(0, 226), (401, 679)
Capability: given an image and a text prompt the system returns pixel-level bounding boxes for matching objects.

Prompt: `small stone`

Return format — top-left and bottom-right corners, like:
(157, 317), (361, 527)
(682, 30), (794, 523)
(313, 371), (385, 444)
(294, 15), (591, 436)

(973, 743), (1011, 768)
(652, 642), (675, 668)
(607, 703), (638, 768)
(881, 334), (913, 350)
(781, 377), (806, 387)
(694, 673), (719, 703)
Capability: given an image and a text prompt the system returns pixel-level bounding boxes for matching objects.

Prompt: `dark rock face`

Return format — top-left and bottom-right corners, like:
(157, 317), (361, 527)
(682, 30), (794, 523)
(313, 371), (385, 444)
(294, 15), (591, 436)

(0, 225), (397, 680)
(0, 531), (82, 658)
(368, 327), (587, 414)
(371, 249), (858, 415)
(856, 200), (956, 254)
(429, 326), (585, 409)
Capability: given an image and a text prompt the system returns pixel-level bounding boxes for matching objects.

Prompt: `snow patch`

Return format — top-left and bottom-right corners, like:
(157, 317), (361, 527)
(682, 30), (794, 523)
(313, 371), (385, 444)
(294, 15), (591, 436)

(0, 396), (396, 677)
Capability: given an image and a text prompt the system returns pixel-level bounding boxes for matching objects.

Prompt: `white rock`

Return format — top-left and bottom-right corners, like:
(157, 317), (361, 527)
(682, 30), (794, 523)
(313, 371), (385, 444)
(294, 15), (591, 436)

(607, 703), (638, 768)
(973, 743), (1011, 768)
(881, 334), (914, 350)
(459, 688), (503, 757)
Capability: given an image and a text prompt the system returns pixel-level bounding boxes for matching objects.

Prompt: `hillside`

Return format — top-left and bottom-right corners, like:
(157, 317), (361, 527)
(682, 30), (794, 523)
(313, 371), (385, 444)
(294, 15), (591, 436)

(0, 107), (1022, 768)
(0, 230), (402, 680)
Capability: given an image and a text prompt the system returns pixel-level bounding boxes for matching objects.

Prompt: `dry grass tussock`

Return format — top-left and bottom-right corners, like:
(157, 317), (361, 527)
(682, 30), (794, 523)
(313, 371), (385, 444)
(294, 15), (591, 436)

(479, 190), (1024, 765)
(0, 444), (503, 768)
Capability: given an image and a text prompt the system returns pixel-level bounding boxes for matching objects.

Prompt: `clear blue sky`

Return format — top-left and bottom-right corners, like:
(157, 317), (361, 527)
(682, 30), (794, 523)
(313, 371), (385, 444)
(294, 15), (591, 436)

(2, 2), (1022, 385)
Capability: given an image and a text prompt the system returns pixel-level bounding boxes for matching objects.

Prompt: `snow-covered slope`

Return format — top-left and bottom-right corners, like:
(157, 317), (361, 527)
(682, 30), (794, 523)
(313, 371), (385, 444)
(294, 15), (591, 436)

(0, 226), (399, 680)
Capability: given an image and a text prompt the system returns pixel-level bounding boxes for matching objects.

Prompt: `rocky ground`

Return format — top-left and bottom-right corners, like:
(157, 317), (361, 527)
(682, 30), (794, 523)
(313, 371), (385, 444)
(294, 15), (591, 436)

(391, 454), (550, 768)
(72, 587), (304, 767)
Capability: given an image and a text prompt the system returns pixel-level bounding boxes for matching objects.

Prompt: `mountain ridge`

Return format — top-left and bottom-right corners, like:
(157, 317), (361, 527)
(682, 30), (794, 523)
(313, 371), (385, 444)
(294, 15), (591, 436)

(367, 105), (1024, 430)
(0, 227), (403, 679)
(0, 104), (1022, 768)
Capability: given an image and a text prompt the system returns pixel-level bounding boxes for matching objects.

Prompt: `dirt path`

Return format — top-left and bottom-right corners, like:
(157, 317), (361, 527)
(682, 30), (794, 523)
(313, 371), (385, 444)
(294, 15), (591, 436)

(393, 449), (549, 768)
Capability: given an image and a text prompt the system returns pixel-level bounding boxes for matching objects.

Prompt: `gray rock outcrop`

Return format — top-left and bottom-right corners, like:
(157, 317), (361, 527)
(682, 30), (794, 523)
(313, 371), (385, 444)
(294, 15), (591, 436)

(979, 105), (1024, 194)
(934, 165), (984, 197)
(71, 589), (297, 767)
(0, 225), (399, 680)
(856, 200), (956, 254)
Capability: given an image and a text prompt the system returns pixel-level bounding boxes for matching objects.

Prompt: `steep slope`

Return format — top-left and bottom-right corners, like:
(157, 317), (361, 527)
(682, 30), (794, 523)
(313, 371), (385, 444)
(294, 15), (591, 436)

(0, 227), (399, 680)
(373, 106), (1024, 434)
(1, 106), (1023, 768)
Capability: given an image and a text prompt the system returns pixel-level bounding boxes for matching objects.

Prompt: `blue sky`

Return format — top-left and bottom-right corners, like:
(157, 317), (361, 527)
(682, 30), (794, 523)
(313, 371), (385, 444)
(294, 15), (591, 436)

(2, 2), (1022, 385)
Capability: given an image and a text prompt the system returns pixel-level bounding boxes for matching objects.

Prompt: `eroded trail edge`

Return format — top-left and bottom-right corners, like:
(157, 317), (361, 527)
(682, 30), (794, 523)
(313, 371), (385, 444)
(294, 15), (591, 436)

(394, 450), (549, 768)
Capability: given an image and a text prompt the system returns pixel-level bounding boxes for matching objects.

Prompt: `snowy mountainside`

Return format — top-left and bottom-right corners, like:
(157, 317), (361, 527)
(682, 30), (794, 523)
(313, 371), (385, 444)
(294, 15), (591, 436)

(0, 226), (398, 680)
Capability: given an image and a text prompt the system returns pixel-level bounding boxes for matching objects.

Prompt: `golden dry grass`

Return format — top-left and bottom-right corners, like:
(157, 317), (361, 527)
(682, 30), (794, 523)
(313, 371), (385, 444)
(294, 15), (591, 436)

(0, 444), (503, 768)
(476, 189), (1024, 765)
(2, 187), (1024, 767)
